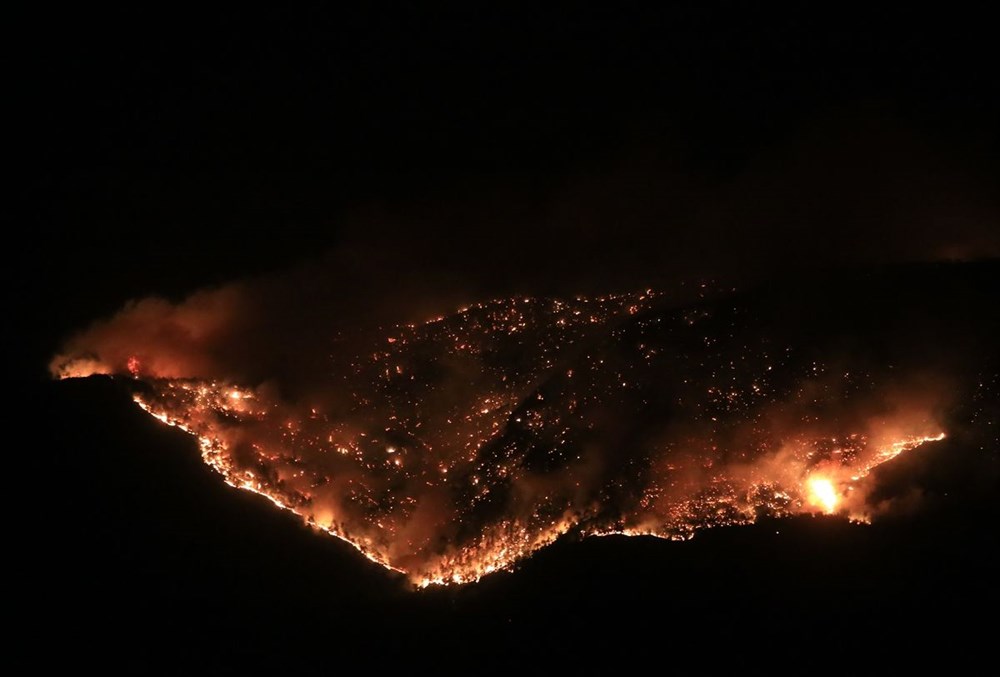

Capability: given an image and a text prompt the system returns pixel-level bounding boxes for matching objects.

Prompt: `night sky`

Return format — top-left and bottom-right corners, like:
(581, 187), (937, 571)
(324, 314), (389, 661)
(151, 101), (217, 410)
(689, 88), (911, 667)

(19, 6), (999, 671)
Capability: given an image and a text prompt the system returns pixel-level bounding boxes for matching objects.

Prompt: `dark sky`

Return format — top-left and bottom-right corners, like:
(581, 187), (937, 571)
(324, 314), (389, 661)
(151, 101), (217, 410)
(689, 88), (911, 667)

(17, 7), (1000, 670)
(20, 7), (998, 344)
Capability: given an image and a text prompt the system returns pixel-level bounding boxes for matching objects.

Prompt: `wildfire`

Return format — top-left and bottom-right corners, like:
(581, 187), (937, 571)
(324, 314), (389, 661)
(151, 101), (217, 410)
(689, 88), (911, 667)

(54, 291), (951, 586)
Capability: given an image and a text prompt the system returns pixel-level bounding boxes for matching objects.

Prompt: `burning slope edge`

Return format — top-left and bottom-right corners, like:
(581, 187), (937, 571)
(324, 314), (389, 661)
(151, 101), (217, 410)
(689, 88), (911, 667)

(132, 386), (944, 587)
(52, 280), (970, 587)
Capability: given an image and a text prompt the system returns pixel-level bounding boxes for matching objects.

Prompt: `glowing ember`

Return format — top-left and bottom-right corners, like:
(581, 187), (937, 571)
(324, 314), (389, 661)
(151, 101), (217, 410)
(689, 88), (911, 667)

(53, 291), (951, 586)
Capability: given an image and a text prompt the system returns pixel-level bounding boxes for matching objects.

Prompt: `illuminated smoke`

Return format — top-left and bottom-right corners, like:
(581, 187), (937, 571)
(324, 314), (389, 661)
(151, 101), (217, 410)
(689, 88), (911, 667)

(53, 275), (976, 586)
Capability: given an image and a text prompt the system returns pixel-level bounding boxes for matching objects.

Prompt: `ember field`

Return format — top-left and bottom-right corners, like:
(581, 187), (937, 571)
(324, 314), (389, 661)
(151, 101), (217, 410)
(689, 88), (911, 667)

(51, 267), (989, 587)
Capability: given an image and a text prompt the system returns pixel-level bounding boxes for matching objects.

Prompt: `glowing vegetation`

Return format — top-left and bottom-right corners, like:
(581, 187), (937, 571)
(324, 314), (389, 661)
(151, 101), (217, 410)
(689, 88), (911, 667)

(58, 292), (947, 586)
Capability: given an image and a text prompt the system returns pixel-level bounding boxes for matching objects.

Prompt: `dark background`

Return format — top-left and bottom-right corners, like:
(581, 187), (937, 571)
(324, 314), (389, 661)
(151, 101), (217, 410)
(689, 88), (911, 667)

(18, 5), (998, 671)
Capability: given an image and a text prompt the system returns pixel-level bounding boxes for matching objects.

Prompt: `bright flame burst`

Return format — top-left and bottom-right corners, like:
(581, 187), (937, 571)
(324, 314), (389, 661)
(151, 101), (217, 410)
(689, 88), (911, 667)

(807, 477), (839, 514)
(56, 292), (949, 586)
